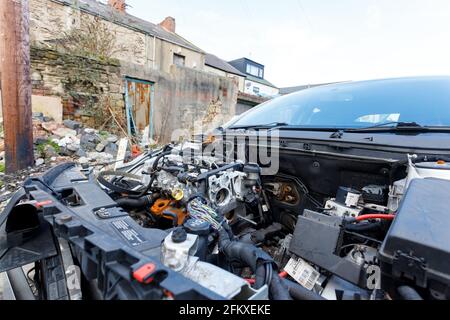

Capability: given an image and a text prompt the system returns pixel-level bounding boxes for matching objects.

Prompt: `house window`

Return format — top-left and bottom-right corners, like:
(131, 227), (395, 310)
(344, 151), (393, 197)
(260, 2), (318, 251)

(246, 63), (264, 78)
(173, 53), (185, 67)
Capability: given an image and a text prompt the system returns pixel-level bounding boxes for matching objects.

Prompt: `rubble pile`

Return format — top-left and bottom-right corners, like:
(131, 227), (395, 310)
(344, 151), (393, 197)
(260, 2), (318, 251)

(1, 113), (130, 209)
(32, 113), (121, 167)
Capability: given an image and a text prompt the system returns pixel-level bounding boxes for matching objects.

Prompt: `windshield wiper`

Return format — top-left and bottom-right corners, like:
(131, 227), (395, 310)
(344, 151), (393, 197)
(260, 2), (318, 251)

(344, 122), (431, 133)
(229, 122), (290, 130)
(228, 123), (346, 131)
(229, 121), (450, 134)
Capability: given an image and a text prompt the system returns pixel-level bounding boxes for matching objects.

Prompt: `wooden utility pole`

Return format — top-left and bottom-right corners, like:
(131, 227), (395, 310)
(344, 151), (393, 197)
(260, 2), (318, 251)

(0, 0), (34, 173)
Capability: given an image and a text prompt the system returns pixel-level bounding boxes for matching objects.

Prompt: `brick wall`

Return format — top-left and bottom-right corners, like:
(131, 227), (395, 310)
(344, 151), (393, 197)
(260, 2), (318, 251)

(30, 45), (125, 128)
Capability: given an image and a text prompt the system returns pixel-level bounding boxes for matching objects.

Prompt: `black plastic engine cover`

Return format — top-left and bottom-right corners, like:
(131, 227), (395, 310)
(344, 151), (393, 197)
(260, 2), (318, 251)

(0, 163), (224, 300)
(289, 210), (370, 288)
(379, 178), (450, 300)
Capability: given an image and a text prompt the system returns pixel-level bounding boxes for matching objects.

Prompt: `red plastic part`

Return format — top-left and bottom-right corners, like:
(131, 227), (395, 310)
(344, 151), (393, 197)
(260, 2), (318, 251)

(245, 271), (288, 285)
(133, 263), (157, 284)
(35, 200), (53, 208)
(131, 145), (142, 158)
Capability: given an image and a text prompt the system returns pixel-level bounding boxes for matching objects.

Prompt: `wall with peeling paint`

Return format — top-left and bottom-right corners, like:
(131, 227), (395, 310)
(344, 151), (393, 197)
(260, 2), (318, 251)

(121, 62), (238, 143)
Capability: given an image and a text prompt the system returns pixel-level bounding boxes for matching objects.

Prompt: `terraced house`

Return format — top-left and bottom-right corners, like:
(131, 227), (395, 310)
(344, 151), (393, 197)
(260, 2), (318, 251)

(27, 0), (239, 143)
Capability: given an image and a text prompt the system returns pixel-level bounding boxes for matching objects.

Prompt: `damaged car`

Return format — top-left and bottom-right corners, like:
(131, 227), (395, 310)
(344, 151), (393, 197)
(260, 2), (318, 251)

(1, 76), (450, 300)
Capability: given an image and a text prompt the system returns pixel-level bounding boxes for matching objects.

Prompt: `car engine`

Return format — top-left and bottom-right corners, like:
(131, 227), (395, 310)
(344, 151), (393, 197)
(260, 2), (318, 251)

(1, 145), (450, 301)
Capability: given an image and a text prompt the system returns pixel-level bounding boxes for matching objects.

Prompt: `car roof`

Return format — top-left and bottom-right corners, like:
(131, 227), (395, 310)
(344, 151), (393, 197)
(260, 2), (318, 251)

(294, 75), (450, 95)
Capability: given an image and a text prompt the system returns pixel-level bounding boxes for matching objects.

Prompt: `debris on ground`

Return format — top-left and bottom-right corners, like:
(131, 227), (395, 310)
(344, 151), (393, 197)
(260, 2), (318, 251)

(32, 113), (128, 165)
(0, 113), (139, 211)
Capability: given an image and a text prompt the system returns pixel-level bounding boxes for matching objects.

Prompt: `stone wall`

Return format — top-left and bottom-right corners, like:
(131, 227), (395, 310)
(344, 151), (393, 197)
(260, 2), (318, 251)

(30, 0), (147, 65)
(30, 45), (125, 129)
(30, 45), (238, 143)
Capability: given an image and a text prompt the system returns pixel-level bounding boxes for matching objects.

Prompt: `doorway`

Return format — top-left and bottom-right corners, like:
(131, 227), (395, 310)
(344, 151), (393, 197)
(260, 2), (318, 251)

(124, 78), (155, 140)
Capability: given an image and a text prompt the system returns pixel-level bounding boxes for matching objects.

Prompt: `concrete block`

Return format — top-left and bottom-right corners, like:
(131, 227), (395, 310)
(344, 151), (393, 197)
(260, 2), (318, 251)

(32, 95), (63, 123)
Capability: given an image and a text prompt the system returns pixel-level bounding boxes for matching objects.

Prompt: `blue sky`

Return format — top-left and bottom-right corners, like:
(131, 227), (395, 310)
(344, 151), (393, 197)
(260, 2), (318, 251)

(119, 0), (450, 87)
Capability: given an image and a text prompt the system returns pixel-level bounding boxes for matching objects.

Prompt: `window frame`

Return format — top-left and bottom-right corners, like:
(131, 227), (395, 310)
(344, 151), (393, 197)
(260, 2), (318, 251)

(246, 62), (264, 79)
(173, 53), (186, 67)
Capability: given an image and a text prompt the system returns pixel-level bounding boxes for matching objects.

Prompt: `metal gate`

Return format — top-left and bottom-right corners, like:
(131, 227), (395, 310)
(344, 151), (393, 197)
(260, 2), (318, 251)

(124, 78), (155, 140)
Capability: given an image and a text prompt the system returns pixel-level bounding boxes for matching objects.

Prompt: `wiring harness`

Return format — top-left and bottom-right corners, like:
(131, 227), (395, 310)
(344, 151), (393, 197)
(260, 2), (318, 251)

(187, 198), (225, 230)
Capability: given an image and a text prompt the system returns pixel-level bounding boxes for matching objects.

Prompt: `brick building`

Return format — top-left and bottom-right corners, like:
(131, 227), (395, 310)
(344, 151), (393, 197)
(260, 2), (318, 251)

(26, 0), (239, 143)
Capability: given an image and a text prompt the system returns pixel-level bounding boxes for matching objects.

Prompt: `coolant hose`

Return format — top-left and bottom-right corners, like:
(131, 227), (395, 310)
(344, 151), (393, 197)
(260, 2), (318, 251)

(218, 225), (291, 300)
(397, 286), (423, 300)
(283, 279), (326, 300)
(162, 211), (179, 227)
(218, 227), (274, 275)
(116, 195), (155, 209)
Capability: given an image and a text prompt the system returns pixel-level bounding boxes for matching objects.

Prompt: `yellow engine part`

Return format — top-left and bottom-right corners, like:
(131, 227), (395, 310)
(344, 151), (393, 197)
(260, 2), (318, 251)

(171, 188), (184, 201)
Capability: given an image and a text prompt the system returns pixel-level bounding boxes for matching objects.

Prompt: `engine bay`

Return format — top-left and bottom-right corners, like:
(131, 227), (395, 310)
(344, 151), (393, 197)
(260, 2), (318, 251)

(93, 144), (450, 300)
(1, 144), (450, 300)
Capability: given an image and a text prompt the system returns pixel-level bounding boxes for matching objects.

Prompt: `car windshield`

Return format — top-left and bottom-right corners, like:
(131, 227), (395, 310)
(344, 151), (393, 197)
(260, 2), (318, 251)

(231, 77), (450, 129)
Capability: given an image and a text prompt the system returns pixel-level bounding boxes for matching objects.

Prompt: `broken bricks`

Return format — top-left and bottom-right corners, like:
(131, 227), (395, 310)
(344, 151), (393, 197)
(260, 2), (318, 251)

(32, 114), (127, 167)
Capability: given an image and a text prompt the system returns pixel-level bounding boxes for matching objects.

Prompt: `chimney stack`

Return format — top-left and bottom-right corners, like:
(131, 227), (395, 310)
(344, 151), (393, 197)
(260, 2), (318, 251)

(108, 0), (126, 13)
(159, 17), (176, 33)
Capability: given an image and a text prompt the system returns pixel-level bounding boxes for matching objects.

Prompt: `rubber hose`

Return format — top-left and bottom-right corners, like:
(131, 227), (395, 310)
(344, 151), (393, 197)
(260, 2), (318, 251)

(152, 151), (173, 171)
(270, 273), (292, 300)
(254, 264), (267, 290)
(218, 227), (274, 272)
(97, 171), (144, 196)
(116, 196), (155, 209)
(283, 279), (326, 301)
(397, 286), (423, 300)
(218, 225), (285, 298)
